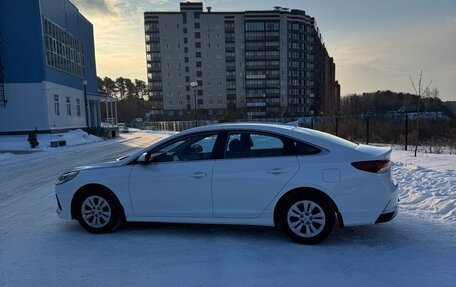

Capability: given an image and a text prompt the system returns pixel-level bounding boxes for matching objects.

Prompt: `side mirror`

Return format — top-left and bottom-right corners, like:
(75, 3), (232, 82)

(137, 152), (149, 164)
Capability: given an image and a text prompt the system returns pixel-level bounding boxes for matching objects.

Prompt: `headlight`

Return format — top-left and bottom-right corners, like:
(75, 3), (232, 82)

(56, 171), (79, 185)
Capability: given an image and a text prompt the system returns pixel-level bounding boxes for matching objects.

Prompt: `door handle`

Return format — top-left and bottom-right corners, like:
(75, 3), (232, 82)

(190, 172), (207, 178)
(266, 168), (287, 175)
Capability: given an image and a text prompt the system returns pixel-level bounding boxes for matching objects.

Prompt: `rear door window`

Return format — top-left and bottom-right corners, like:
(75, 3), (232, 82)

(225, 132), (292, 158)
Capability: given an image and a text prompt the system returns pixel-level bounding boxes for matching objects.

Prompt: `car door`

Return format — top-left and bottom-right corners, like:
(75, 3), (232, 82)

(129, 132), (219, 217)
(212, 131), (300, 218)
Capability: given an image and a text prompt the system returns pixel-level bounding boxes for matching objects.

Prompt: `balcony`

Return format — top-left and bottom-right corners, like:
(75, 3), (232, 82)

(225, 56), (236, 62)
(245, 65), (280, 70)
(225, 46), (236, 53)
(224, 36), (235, 42)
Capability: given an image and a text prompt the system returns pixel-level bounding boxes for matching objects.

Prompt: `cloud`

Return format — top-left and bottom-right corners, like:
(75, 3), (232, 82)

(71, 0), (116, 16)
(70, 1), (456, 101)
(71, 0), (150, 81)
(445, 16), (456, 23)
(148, 0), (171, 5)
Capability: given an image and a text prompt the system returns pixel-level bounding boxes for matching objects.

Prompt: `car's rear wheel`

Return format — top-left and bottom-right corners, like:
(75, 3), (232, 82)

(77, 190), (123, 234)
(280, 194), (335, 244)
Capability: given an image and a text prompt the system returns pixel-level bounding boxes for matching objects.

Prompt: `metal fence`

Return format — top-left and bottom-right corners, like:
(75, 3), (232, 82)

(303, 115), (455, 150)
(143, 115), (456, 151)
(142, 118), (294, 132)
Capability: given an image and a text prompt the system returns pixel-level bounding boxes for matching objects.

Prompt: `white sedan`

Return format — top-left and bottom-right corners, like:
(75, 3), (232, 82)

(55, 123), (398, 244)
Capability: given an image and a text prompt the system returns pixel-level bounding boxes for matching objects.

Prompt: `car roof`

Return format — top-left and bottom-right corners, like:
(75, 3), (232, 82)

(179, 123), (296, 134)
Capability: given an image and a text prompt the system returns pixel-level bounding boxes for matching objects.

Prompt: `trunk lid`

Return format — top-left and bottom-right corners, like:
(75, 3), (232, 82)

(354, 144), (392, 160)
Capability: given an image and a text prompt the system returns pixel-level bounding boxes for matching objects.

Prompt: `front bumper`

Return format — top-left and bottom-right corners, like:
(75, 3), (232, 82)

(55, 186), (73, 220)
(56, 194), (62, 213)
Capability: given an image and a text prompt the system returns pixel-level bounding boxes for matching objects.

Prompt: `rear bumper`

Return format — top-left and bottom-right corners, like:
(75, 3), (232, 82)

(333, 173), (399, 227)
(375, 209), (398, 224)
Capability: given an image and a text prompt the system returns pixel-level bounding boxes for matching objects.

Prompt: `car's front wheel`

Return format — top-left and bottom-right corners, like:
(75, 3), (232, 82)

(280, 194), (336, 244)
(77, 190), (123, 234)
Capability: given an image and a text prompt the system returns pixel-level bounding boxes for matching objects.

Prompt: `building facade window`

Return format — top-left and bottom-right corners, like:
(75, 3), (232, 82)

(66, 97), (71, 116)
(43, 18), (85, 77)
(54, 95), (60, 115)
(76, 98), (81, 116)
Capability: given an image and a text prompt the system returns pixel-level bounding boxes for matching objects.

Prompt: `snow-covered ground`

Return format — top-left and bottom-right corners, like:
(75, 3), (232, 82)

(0, 133), (455, 286)
(0, 129), (102, 152)
(392, 150), (456, 222)
(0, 153), (15, 161)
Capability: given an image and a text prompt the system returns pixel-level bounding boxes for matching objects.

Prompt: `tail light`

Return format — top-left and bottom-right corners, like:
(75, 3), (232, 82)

(351, 160), (391, 173)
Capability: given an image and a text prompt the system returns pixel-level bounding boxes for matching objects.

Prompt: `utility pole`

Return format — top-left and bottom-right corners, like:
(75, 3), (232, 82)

(82, 80), (89, 135)
(191, 81), (198, 127)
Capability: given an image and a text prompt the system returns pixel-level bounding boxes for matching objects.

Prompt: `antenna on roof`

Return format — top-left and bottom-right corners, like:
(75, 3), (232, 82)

(207, 6), (212, 12)
(280, 7), (289, 12)
(273, 6), (281, 11)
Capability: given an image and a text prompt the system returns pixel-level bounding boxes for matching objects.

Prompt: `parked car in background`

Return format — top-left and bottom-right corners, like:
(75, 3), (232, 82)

(117, 123), (129, 133)
(55, 123), (398, 244)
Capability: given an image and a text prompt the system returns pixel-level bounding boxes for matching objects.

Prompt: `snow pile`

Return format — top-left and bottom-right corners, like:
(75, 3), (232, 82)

(53, 129), (102, 147)
(0, 135), (31, 150)
(392, 150), (456, 172)
(0, 129), (102, 151)
(392, 150), (456, 222)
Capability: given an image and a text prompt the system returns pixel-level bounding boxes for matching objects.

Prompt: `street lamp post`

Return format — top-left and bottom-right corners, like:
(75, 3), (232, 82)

(82, 80), (89, 135)
(190, 81), (198, 127)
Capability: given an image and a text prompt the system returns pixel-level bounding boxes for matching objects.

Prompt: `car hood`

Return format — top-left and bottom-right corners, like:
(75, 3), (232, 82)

(74, 161), (120, 171)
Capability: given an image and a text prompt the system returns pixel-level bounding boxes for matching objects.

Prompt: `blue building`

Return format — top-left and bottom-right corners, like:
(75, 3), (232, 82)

(0, 0), (102, 134)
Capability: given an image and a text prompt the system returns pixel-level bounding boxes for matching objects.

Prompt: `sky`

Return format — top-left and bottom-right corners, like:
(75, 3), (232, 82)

(71, 0), (456, 101)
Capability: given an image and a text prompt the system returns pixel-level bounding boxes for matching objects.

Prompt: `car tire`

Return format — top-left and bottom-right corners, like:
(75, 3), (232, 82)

(280, 193), (336, 244)
(76, 190), (123, 234)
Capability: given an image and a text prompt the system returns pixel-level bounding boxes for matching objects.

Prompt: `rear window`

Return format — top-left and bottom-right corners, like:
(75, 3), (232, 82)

(294, 141), (321, 155)
(293, 127), (358, 149)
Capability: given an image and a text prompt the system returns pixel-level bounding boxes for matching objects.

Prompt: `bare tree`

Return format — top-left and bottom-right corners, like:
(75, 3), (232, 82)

(409, 71), (432, 157)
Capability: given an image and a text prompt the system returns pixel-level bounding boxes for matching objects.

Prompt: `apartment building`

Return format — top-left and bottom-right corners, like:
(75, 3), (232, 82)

(144, 2), (340, 121)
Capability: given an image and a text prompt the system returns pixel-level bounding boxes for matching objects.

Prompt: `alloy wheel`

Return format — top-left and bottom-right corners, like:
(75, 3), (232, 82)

(81, 195), (112, 228)
(286, 200), (326, 238)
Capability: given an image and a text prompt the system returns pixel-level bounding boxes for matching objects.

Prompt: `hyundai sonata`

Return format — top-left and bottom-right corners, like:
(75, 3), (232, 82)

(55, 123), (398, 244)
